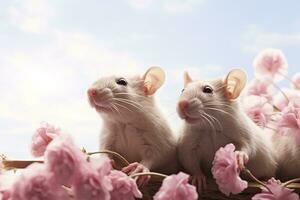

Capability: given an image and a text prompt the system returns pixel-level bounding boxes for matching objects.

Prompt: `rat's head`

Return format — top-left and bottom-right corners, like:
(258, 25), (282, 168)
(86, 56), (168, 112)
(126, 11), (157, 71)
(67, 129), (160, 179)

(87, 66), (165, 122)
(177, 69), (247, 124)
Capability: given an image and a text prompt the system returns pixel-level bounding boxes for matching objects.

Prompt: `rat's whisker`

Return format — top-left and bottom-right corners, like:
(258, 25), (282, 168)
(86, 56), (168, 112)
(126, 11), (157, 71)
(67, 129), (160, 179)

(115, 98), (144, 110)
(111, 103), (122, 117)
(113, 101), (135, 113)
(205, 107), (236, 119)
(113, 98), (144, 113)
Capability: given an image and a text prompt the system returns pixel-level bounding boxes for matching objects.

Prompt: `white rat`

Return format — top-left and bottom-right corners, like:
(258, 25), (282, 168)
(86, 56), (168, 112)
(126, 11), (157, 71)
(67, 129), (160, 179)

(177, 69), (277, 192)
(87, 66), (179, 186)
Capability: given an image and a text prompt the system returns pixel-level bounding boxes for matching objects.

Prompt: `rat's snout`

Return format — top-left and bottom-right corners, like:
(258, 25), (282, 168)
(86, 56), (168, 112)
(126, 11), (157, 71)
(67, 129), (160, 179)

(177, 98), (204, 122)
(88, 89), (97, 97)
(178, 100), (189, 113)
(87, 87), (113, 107)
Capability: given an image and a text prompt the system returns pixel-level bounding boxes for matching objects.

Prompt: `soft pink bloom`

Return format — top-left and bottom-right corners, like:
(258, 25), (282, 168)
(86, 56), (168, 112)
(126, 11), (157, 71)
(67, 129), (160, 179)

(273, 89), (300, 110)
(243, 95), (273, 128)
(31, 122), (62, 157)
(72, 162), (113, 200)
(276, 101), (300, 144)
(253, 48), (288, 81)
(44, 134), (86, 186)
(246, 77), (273, 101)
(292, 73), (300, 90)
(0, 189), (10, 200)
(252, 178), (299, 200)
(212, 143), (248, 196)
(154, 172), (198, 200)
(90, 156), (113, 177)
(10, 163), (69, 200)
(109, 170), (142, 200)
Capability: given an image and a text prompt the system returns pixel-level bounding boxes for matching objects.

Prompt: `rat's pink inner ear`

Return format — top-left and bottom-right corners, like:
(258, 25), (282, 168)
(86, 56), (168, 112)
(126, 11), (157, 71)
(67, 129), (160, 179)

(224, 69), (247, 100)
(183, 71), (192, 87)
(142, 66), (165, 96)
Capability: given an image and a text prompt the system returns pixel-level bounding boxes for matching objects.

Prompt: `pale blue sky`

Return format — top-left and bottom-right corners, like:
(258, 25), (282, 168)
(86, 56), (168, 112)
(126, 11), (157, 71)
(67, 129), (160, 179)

(0, 0), (300, 159)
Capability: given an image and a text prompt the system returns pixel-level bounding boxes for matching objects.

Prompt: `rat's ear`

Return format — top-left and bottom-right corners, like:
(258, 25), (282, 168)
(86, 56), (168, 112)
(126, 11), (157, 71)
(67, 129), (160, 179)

(142, 66), (165, 95)
(184, 71), (192, 87)
(224, 69), (247, 100)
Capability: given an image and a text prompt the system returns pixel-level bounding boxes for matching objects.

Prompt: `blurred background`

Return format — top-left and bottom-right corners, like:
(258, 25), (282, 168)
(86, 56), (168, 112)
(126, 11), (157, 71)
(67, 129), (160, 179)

(0, 0), (300, 158)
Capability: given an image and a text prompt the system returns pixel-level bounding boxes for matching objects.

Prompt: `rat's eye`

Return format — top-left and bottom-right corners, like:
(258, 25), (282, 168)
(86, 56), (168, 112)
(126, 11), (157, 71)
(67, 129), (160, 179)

(116, 78), (128, 86)
(203, 85), (213, 94)
(181, 88), (185, 93)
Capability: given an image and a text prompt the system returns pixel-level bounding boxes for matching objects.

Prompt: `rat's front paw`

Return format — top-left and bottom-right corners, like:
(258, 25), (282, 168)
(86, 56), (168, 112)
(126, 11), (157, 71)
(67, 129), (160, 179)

(122, 162), (150, 187)
(190, 173), (207, 195)
(236, 151), (249, 171)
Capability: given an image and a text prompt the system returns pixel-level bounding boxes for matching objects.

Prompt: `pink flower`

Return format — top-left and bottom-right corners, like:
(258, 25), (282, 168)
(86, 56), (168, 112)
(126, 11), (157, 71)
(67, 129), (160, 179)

(90, 156), (113, 177)
(211, 143), (248, 196)
(246, 77), (273, 101)
(108, 170), (142, 200)
(243, 95), (273, 128)
(0, 190), (10, 200)
(253, 48), (288, 81)
(31, 122), (62, 157)
(154, 172), (198, 200)
(44, 134), (86, 186)
(252, 178), (299, 200)
(72, 161), (113, 200)
(292, 73), (300, 90)
(10, 163), (69, 200)
(276, 101), (300, 144)
(273, 89), (300, 110)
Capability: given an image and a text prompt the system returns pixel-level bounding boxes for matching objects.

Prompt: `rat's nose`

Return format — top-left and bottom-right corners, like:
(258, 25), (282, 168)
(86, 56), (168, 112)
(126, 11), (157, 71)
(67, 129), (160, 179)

(88, 89), (97, 97)
(178, 100), (189, 112)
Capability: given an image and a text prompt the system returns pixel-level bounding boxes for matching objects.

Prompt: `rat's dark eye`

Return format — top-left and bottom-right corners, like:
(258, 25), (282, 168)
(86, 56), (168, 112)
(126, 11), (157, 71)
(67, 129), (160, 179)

(116, 78), (128, 86)
(203, 85), (213, 94)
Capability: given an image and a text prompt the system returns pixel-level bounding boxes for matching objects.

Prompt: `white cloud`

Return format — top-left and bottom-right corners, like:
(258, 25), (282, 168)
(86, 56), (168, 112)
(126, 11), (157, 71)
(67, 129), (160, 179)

(128, 0), (204, 13)
(7, 0), (53, 34)
(241, 25), (300, 53)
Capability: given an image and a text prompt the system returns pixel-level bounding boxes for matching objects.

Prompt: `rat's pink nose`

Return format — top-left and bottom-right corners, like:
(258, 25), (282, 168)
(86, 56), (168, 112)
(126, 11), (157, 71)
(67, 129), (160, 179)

(88, 89), (97, 97)
(178, 100), (189, 112)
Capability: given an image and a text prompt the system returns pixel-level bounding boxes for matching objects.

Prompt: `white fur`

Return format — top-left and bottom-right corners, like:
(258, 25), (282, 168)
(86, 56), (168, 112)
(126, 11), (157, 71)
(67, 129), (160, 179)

(177, 78), (277, 179)
(89, 74), (179, 174)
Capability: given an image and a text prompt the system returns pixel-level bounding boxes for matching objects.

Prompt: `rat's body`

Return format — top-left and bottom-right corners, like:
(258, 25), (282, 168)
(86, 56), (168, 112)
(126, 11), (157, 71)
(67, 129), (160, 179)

(99, 97), (178, 174)
(273, 135), (300, 181)
(177, 70), (277, 191)
(88, 67), (179, 186)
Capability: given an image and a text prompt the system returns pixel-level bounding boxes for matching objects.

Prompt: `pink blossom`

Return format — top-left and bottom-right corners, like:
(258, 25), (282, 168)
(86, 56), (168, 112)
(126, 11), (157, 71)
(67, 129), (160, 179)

(252, 178), (299, 200)
(243, 95), (273, 128)
(72, 162), (113, 200)
(276, 101), (300, 144)
(10, 163), (69, 200)
(246, 77), (273, 101)
(273, 89), (300, 110)
(292, 73), (300, 90)
(90, 156), (113, 177)
(211, 143), (248, 196)
(253, 48), (288, 81)
(0, 189), (10, 200)
(31, 122), (62, 157)
(154, 172), (198, 200)
(44, 134), (86, 186)
(109, 170), (142, 200)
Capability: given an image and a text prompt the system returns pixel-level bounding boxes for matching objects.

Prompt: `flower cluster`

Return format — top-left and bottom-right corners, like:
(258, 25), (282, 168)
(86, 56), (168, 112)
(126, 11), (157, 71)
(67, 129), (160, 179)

(243, 48), (300, 143)
(212, 144), (300, 199)
(0, 122), (197, 200)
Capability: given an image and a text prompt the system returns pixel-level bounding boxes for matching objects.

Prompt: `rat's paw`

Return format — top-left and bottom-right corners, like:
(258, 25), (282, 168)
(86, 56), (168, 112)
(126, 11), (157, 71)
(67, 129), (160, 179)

(236, 151), (249, 171)
(122, 162), (150, 187)
(190, 173), (207, 195)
